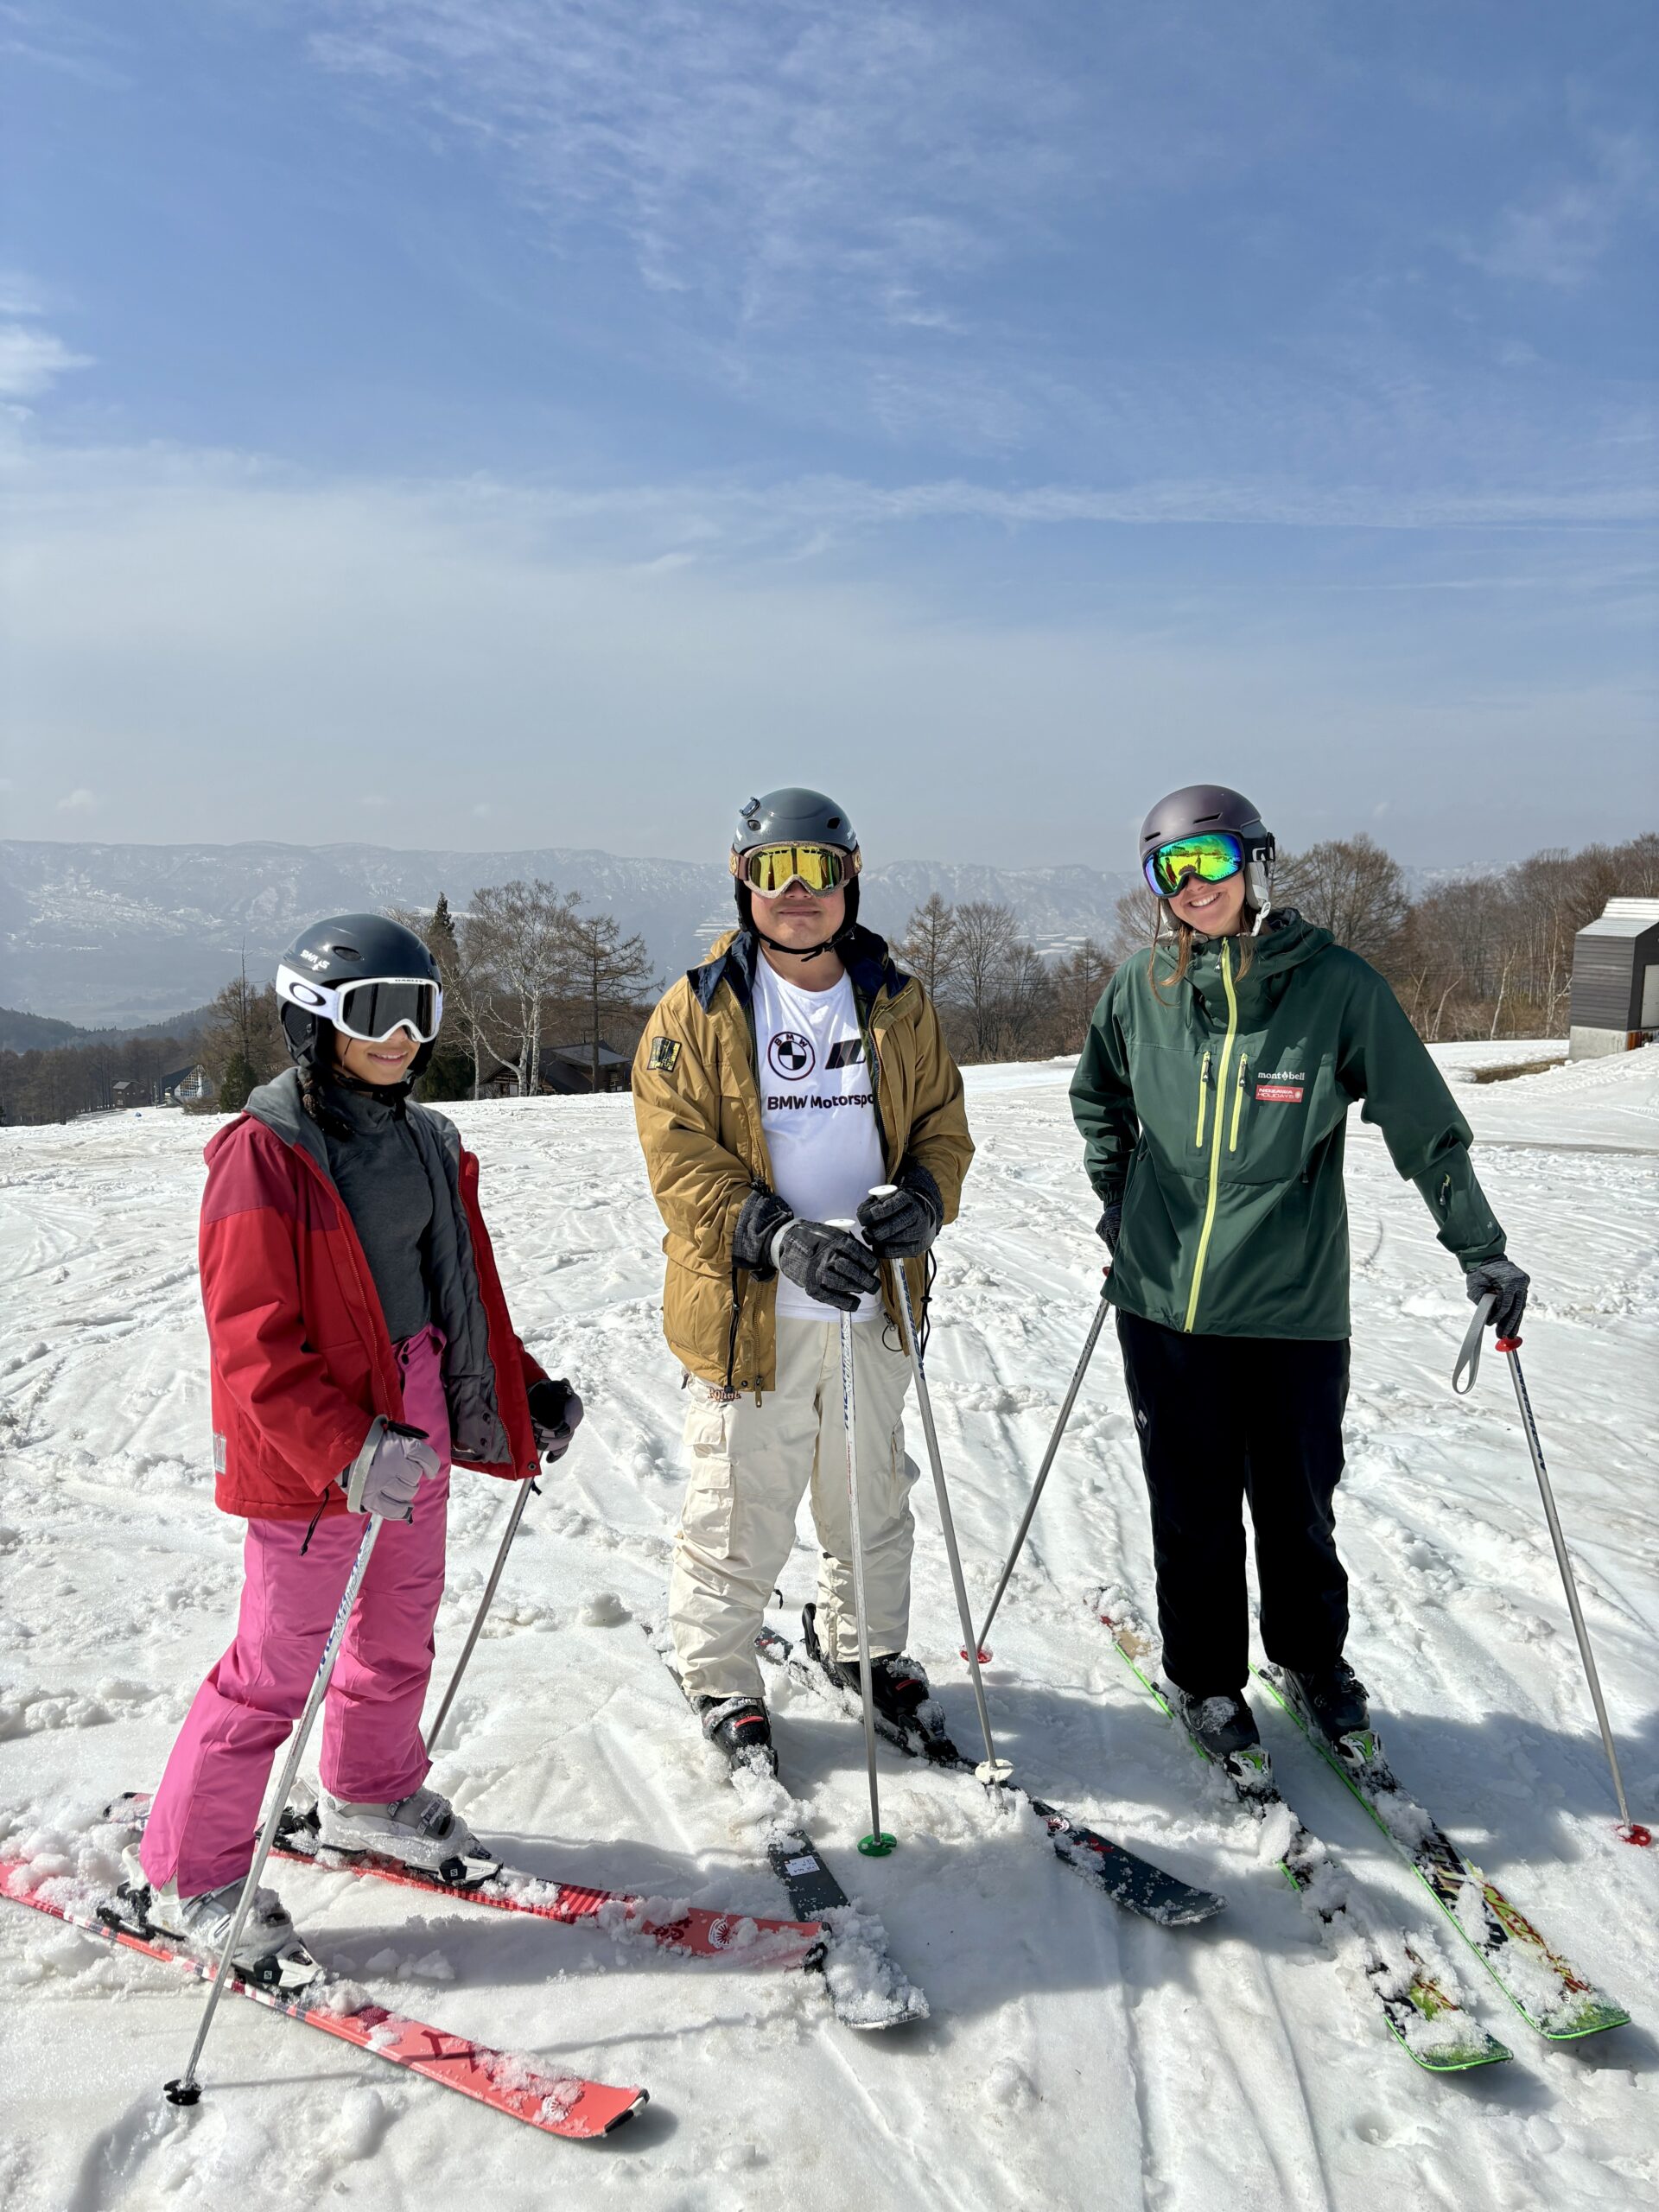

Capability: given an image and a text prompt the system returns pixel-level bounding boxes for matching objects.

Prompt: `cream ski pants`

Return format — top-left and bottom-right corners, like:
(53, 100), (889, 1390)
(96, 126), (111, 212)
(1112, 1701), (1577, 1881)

(670, 1316), (918, 1703)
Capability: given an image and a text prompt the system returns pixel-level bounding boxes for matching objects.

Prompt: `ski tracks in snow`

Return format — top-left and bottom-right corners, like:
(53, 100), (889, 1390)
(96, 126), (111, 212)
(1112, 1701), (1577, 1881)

(1, 1055), (1656, 2210)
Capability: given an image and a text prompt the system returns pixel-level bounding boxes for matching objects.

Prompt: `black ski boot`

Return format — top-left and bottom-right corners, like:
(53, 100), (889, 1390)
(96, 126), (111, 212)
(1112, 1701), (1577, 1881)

(1166, 1684), (1262, 1761)
(801, 1604), (934, 1735)
(1281, 1659), (1370, 1744)
(695, 1694), (778, 1779)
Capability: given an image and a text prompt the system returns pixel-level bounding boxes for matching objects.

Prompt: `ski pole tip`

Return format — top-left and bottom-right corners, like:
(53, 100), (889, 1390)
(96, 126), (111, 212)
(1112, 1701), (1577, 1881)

(857, 1832), (897, 1858)
(162, 2077), (201, 2107)
(975, 1758), (1014, 1789)
(1617, 1821), (1653, 1847)
(960, 1645), (992, 1665)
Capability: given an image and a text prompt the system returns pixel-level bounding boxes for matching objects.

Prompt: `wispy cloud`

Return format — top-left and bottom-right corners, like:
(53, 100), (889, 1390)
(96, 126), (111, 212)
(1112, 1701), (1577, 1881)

(1464, 130), (1656, 287)
(0, 320), (91, 401)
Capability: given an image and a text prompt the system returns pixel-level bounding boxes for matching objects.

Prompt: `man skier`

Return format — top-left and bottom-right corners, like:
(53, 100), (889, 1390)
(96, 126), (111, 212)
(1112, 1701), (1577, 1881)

(632, 788), (974, 1775)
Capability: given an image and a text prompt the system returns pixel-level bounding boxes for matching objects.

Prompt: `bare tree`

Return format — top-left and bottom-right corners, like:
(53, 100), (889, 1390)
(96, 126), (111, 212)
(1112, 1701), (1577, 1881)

(200, 954), (284, 1109)
(1050, 937), (1116, 1052)
(467, 879), (582, 1096)
(899, 893), (958, 1001)
(1106, 886), (1161, 969)
(1274, 835), (1409, 962)
(564, 908), (655, 1091)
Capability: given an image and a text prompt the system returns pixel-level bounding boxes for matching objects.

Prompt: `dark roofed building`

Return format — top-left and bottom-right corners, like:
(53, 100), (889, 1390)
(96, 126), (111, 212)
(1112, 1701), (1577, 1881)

(1567, 899), (1659, 1060)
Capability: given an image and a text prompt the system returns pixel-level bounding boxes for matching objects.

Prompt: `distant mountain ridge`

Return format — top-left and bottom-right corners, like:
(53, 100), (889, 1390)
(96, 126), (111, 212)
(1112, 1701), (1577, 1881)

(0, 840), (1139, 1026)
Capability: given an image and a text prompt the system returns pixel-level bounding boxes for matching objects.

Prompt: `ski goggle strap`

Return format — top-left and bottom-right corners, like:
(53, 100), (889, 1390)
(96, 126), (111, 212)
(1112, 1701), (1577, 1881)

(277, 967), (443, 1042)
(1144, 832), (1245, 899)
(734, 842), (859, 896)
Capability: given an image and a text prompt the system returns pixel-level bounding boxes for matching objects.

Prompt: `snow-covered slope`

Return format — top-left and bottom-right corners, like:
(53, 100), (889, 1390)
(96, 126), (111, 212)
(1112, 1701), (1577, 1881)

(1, 1046), (1655, 2209)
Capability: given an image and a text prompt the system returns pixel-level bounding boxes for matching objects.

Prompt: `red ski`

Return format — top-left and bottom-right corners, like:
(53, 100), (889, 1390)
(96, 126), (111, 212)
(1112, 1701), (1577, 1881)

(1, 1859), (646, 2140)
(274, 1818), (829, 1967)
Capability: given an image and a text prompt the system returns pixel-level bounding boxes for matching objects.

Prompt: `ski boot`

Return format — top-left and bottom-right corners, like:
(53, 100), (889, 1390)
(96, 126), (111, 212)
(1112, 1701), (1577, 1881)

(802, 1603), (938, 1742)
(1166, 1685), (1262, 1761)
(112, 1847), (321, 1990)
(1280, 1659), (1370, 1745)
(315, 1786), (501, 1885)
(695, 1694), (779, 1779)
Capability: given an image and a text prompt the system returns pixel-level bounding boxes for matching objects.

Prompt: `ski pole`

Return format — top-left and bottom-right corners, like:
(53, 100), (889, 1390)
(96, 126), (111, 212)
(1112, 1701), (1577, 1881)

(424, 1477), (537, 1755)
(165, 1512), (385, 2107)
(870, 1189), (1010, 1789)
(830, 1222), (895, 1858)
(1453, 1296), (1650, 1848)
(970, 1269), (1112, 1665)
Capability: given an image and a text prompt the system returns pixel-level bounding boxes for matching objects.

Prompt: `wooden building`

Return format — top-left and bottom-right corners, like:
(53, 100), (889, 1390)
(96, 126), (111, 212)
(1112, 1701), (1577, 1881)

(1567, 898), (1659, 1059)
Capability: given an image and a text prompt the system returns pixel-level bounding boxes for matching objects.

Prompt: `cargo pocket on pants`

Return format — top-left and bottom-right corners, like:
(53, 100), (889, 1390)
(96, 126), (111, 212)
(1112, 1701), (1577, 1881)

(680, 1397), (735, 1550)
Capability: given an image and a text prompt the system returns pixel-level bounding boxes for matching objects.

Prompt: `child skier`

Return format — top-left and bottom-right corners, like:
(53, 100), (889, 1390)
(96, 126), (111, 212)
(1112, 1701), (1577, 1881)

(125, 914), (581, 1981)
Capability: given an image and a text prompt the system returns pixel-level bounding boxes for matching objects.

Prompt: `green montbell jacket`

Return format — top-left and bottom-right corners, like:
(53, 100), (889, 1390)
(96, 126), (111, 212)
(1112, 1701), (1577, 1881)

(1070, 910), (1507, 1340)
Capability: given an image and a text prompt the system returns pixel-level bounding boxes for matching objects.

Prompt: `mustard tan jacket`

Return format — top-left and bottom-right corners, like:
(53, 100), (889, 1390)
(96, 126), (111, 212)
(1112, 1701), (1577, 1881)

(632, 925), (974, 1391)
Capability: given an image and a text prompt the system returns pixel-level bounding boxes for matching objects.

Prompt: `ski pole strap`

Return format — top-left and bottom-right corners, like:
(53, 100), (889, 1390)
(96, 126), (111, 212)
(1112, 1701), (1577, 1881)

(1452, 1293), (1497, 1395)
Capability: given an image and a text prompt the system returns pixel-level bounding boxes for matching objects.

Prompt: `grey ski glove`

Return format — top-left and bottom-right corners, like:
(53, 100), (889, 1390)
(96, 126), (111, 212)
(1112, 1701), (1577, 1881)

(1465, 1254), (1530, 1339)
(772, 1219), (882, 1315)
(1096, 1202), (1122, 1255)
(856, 1163), (944, 1261)
(731, 1185), (794, 1275)
(526, 1376), (584, 1462)
(344, 1418), (442, 1519)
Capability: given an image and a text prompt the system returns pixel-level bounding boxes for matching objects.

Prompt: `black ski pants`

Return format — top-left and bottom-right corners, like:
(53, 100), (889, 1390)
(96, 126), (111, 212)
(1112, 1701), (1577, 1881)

(1116, 1310), (1351, 1699)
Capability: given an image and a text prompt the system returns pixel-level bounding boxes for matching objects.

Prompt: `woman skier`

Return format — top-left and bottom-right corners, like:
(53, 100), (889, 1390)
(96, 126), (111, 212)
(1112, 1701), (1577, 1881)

(1071, 787), (1529, 1756)
(124, 914), (581, 1981)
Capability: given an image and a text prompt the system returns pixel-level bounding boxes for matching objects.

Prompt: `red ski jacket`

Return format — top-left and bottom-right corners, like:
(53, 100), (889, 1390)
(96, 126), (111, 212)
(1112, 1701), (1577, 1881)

(200, 1077), (545, 1522)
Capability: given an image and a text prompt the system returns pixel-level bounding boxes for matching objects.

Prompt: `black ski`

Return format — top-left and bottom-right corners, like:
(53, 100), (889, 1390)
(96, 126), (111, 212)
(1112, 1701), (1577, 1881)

(755, 1617), (1225, 1929)
(644, 1626), (927, 2029)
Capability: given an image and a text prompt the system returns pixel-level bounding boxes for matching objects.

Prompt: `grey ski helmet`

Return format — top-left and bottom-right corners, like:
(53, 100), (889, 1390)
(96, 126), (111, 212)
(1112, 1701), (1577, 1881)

(730, 786), (861, 955)
(1139, 785), (1275, 918)
(275, 912), (443, 1080)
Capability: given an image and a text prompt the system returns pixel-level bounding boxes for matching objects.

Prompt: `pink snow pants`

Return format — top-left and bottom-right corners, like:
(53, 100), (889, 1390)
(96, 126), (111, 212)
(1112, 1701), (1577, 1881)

(141, 1326), (453, 1897)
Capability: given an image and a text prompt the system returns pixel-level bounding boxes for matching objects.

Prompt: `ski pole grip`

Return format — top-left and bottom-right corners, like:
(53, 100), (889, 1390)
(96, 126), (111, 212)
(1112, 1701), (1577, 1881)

(1452, 1294), (1496, 1395)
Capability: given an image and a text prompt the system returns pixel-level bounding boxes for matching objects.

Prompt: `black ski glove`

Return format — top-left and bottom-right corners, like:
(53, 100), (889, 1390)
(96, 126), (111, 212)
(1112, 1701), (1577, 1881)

(526, 1376), (584, 1462)
(1465, 1254), (1530, 1340)
(731, 1185), (793, 1276)
(856, 1162), (944, 1261)
(774, 1220), (882, 1315)
(1096, 1202), (1122, 1255)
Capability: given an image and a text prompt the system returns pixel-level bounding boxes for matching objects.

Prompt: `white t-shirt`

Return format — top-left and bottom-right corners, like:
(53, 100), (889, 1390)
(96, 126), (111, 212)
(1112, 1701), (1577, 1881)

(752, 958), (886, 1323)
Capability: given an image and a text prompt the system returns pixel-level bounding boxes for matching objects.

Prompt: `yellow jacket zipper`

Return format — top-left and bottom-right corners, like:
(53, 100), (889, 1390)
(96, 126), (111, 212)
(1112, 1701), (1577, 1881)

(1183, 943), (1238, 1332)
(1230, 1056), (1248, 1153)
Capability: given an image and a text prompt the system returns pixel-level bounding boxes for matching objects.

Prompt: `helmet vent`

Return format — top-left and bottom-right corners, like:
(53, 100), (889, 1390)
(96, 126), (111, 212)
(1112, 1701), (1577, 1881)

(332, 943), (361, 960)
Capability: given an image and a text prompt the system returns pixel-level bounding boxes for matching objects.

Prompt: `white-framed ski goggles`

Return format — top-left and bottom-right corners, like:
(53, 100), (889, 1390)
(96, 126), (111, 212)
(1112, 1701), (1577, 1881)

(276, 965), (443, 1043)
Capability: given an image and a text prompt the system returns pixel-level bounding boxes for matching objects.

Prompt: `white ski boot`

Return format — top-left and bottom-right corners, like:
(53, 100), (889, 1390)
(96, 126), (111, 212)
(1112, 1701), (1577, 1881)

(316, 1785), (500, 1885)
(118, 1846), (321, 1990)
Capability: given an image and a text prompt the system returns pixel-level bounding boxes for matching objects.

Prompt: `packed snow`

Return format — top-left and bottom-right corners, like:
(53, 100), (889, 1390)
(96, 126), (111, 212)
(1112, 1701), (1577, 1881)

(1, 1042), (1656, 2210)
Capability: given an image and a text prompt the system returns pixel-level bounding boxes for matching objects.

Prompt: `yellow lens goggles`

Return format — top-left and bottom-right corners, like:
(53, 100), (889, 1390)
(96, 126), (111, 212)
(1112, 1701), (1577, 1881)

(736, 842), (856, 897)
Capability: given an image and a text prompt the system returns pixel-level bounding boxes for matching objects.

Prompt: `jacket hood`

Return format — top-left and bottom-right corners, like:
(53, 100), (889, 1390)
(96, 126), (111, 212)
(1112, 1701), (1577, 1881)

(1154, 906), (1333, 1021)
(218, 1066), (334, 1176)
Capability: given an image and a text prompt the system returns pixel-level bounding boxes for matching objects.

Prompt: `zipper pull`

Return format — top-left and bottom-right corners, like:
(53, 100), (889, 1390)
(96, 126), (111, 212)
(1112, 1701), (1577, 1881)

(1195, 1050), (1212, 1147)
(1230, 1057), (1247, 1153)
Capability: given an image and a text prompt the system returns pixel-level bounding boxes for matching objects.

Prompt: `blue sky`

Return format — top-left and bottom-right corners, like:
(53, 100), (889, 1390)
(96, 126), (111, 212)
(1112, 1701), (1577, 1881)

(3, 1), (1655, 868)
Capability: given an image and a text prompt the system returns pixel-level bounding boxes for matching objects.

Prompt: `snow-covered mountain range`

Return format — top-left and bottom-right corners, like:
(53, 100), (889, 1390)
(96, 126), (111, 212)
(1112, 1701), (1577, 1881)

(0, 841), (1138, 1025)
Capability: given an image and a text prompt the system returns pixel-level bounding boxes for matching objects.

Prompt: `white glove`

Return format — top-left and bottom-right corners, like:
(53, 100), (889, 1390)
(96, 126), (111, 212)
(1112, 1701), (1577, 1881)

(344, 1419), (442, 1520)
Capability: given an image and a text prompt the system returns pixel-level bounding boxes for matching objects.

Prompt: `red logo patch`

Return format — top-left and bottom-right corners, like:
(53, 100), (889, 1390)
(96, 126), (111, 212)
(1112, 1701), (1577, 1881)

(1255, 1082), (1304, 1103)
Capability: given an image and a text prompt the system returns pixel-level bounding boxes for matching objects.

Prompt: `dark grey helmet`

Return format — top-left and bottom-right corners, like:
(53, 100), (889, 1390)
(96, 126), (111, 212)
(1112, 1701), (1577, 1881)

(733, 787), (859, 858)
(730, 787), (860, 954)
(1140, 784), (1274, 911)
(275, 912), (442, 1076)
